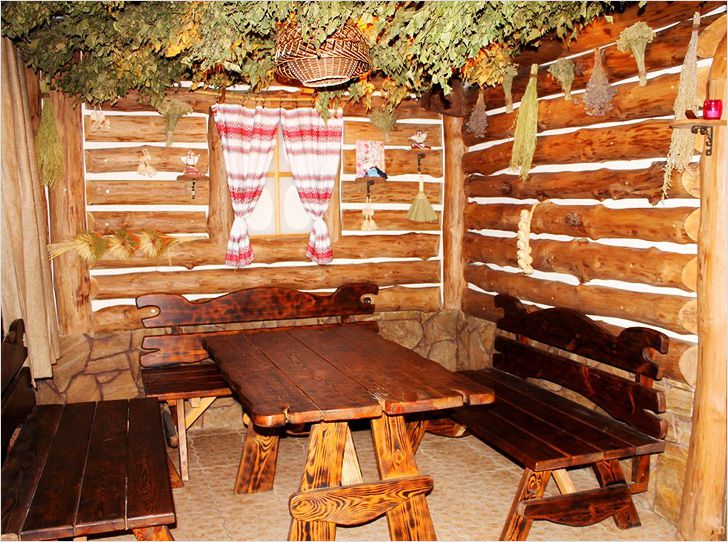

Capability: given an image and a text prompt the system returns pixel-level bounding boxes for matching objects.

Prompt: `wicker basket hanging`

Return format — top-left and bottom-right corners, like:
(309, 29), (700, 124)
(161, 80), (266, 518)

(275, 23), (371, 88)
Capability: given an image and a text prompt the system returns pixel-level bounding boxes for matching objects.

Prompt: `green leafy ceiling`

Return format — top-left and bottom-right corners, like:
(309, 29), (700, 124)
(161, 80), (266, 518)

(1, 1), (616, 107)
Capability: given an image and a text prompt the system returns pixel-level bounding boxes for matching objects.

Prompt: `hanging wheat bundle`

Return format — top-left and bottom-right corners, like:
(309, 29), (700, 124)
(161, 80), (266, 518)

(616, 22), (655, 87)
(154, 97), (193, 146)
(583, 47), (616, 116)
(369, 108), (396, 141)
(35, 95), (65, 187)
(548, 58), (576, 101)
(502, 64), (518, 113)
(48, 231), (107, 263)
(107, 229), (140, 260)
(662, 12), (701, 199)
(137, 230), (181, 259)
(466, 88), (488, 138)
(137, 148), (157, 178)
(510, 64), (539, 180)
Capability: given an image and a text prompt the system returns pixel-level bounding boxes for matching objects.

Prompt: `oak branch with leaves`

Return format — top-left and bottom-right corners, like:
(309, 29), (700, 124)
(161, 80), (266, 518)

(2, 1), (612, 111)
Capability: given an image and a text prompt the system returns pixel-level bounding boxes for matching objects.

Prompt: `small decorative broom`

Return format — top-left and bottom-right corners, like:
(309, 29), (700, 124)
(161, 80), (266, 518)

(35, 92), (65, 187)
(407, 153), (437, 223)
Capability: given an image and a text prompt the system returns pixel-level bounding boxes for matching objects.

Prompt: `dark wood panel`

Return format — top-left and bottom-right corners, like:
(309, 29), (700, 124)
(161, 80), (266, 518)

(332, 325), (494, 406)
(518, 485), (633, 526)
(138, 283), (377, 327)
(1, 368), (35, 462)
(126, 398), (176, 529)
(141, 364), (231, 401)
(494, 338), (667, 439)
(495, 294), (667, 378)
(21, 402), (96, 540)
(1, 405), (64, 537)
(1, 319), (27, 395)
(204, 334), (321, 427)
(75, 400), (129, 536)
(289, 327), (462, 415)
(247, 332), (382, 422)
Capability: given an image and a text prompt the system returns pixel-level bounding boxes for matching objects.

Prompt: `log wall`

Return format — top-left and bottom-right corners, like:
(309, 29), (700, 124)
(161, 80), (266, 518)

(459, 2), (725, 527)
(79, 90), (443, 333)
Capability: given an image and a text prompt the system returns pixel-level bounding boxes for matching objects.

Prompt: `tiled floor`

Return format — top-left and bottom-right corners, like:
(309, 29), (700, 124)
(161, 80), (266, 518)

(107, 426), (677, 541)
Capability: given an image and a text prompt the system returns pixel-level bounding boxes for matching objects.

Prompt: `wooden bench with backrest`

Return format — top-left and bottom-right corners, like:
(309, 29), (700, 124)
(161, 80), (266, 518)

(1, 319), (176, 541)
(453, 295), (668, 540)
(136, 282), (380, 482)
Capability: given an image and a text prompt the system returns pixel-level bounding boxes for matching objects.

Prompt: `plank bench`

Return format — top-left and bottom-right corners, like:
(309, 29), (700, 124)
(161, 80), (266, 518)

(453, 295), (668, 540)
(136, 283), (380, 482)
(1, 320), (176, 541)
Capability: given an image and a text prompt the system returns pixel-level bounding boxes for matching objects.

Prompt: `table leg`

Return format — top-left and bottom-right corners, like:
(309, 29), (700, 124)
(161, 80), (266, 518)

(371, 415), (437, 541)
(289, 421), (348, 541)
(234, 423), (280, 494)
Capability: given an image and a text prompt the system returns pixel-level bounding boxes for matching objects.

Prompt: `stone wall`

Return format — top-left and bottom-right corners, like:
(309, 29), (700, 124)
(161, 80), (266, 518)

(35, 310), (497, 426)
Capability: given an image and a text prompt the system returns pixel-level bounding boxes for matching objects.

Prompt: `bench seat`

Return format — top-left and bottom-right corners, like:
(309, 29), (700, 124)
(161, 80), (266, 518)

(454, 368), (664, 472)
(1, 398), (175, 541)
(142, 363), (231, 401)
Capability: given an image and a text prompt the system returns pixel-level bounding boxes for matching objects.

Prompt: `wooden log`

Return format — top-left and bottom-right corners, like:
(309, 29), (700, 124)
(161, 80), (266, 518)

(465, 266), (695, 335)
(289, 475), (433, 526)
(92, 260), (440, 300)
(685, 208), (700, 242)
(344, 122), (442, 147)
(467, 69), (709, 145)
(85, 145), (209, 174)
(343, 209), (440, 231)
(465, 163), (696, 203)
(341, 179), (441, 204)
(105, 90), (438, 119)
(481, 12), (722, 110)
(697, 14), (727, 58)
(678, 35), (728, 541)
(91, 305), (157, 334)
(511, 3), (721, 72)
(369, 286), (441, 313)
(464, 201), (696, 244)
(443, 116), (466, 310)
(88, 211), (208, 234)
(84, 115), (207, 143)
(463, 233), (696, 291)
(343, 148), (442, 177)
(87, 178), (209, 205)
(47, 91), (92, 334)
(462, 120), (673, 176)
(681, 163), (701, 198)
(206, 112), (234, 246)
(461, 288), (697, 384)
(517, 485), (633, 527)
(92, 233), (440, 269)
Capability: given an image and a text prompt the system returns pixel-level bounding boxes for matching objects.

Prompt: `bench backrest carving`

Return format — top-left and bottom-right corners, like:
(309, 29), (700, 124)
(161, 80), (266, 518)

(137, 283), (378, 368)
(493, 294), (668, 439)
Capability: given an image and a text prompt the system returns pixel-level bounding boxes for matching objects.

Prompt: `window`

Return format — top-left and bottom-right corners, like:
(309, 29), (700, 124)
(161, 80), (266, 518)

(247, 127), (313, 237)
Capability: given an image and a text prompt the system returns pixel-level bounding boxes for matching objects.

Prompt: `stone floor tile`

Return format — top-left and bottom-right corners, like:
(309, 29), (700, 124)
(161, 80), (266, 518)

(97, 427), (677, 541)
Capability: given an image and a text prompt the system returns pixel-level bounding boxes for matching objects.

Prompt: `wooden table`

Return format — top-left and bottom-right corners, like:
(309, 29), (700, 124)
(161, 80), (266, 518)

(204, 324), (494, 541)
(2, 398), (176, 541)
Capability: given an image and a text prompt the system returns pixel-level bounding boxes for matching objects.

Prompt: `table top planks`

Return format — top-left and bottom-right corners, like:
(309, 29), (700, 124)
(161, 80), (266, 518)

(204, 326), (495, 427)
(1, 398), (175, 541)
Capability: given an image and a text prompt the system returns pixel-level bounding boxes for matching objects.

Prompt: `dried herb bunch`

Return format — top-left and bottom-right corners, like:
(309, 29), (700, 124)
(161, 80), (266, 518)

(583, 48), (615, 116)
(616, 22), (655, 86)
(548, 58), (576, 101)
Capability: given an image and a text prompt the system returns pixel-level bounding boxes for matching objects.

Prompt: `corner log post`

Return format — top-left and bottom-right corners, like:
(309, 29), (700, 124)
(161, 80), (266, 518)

(443, 116), (466, 310)
(677, 35), (727, 541)
(47, 91), (92, 334)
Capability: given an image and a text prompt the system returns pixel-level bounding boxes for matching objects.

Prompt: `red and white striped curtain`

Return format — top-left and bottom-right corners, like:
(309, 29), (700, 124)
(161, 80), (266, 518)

(281, 108), (343, 264)
(212, 104), (279, 267)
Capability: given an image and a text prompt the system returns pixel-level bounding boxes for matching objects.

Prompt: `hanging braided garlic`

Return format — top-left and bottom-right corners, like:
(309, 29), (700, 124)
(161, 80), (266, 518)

(516, 202), (538, 275)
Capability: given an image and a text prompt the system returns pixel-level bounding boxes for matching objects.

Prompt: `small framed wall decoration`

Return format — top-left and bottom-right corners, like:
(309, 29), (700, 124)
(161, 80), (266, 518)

(355, 139), (386, 178)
